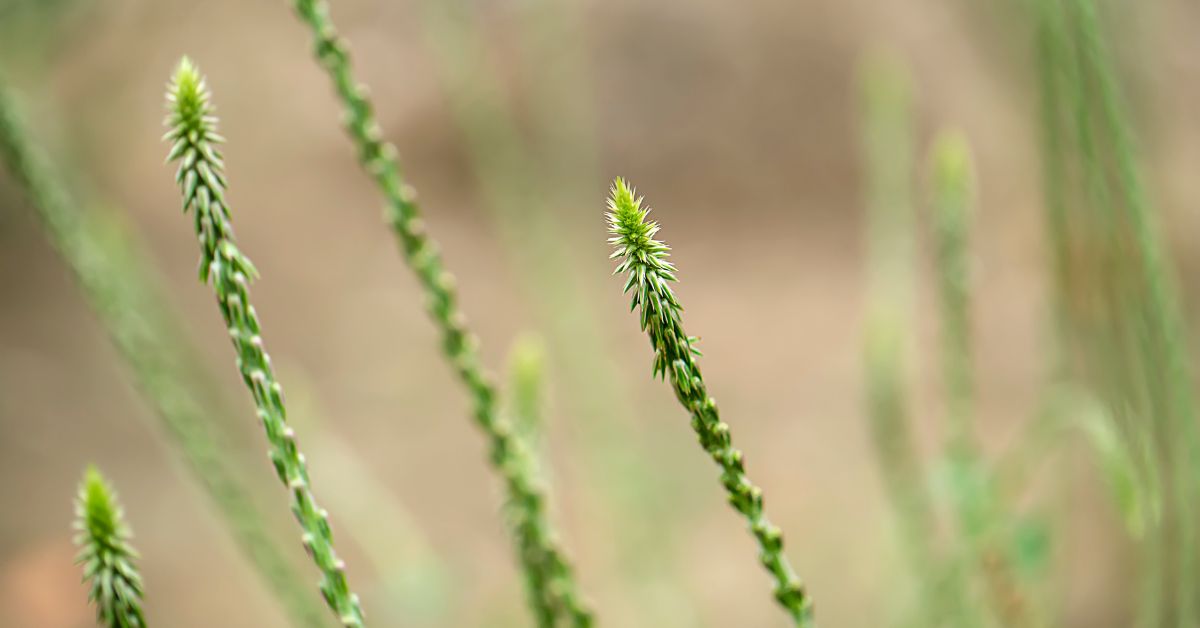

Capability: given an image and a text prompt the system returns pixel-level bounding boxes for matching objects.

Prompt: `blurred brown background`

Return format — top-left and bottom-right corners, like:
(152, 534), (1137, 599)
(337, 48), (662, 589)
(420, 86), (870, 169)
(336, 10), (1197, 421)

(1, 0), (1199, 626)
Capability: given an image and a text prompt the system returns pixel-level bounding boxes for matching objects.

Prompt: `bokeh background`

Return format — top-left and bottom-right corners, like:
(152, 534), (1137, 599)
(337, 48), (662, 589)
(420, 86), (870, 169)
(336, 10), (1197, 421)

(1, 0), (1199, 626)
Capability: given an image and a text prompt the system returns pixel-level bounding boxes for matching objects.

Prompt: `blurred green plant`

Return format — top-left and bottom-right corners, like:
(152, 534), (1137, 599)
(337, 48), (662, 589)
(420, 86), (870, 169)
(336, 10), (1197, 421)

(506, 334), (548, 448)
(0, 76), (329, 628)
(165, 57), (367, 627)
(285, 2), (594, 624)
(1032, 0), (1199, 624)
(928, 132), (1031, 628)
(858, 55), (964, 628)
(606, 178), (814, 626)
(74, 467), (147, 628)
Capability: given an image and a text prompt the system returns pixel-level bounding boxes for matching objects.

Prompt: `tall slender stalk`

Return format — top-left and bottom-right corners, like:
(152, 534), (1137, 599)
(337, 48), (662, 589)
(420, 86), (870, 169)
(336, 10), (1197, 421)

(1032, 0), (1198, 623)
(164, 58), (365, 627)
(74, 467), (147, 628)
(1070, 3), (1199, 621)
(857, 55), (948, 627)
(501, 334), (559, 626)
(930, 133), (976, 462)
(929, 132), (1031, 628)
(0, 77), (328, 628)
(606, 178), (814, 626)
(283, 4), (594, 624)
(506, 334), (548, 444)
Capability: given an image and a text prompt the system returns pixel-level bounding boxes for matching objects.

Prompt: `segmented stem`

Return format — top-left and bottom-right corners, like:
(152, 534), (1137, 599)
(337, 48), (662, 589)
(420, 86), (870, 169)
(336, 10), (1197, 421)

(606, 179), (814, 626)
(164, 58), (364, 627)
(75, 467), (147, 628)
(285, 3), (592, 624)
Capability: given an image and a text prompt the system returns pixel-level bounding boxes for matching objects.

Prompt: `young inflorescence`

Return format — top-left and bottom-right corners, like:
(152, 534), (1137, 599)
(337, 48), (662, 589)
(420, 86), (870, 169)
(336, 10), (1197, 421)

(286, 3), (592, 625)
(75, 467), (147, 628)
(605, 178), (814, 626)
(163, 57), (366, 627)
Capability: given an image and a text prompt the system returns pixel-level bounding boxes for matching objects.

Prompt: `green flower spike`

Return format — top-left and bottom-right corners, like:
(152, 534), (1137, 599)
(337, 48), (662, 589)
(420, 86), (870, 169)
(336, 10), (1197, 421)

(606, 178), (815, 626)
(164, 57), (366, 627)
(75, 467), (147, 628)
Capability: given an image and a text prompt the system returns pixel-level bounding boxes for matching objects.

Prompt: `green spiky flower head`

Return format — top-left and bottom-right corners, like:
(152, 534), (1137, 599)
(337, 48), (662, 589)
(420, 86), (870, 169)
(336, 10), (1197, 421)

(74, 466), (146, 628)
(166, 57), (214, 139)
(607, 177), (671, 270)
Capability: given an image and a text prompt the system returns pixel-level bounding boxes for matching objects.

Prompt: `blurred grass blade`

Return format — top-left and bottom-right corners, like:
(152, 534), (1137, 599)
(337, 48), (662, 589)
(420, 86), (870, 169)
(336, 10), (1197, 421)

(1031, 0), (1199, 622)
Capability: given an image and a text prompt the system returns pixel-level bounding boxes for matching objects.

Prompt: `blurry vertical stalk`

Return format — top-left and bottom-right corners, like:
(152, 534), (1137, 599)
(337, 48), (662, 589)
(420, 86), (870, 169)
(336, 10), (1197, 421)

(1033, 0), (1199, 624)
(857, 54), (941, 625)
(929, 133), (1033, 627)
(413, 2), (692, 624)
(501, 334), (557, 625)
(0, 77), (329, 628)
(506, 334), (548, 451)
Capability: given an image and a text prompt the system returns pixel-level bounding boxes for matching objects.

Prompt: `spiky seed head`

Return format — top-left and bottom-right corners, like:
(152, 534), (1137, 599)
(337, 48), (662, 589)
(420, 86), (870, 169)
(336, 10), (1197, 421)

(606, 178), (662, 260)
(166, 58), (211, 136)
(74, 466), (146, 628)
(77, 466), (125, 548)
(606, 177), (677, 288)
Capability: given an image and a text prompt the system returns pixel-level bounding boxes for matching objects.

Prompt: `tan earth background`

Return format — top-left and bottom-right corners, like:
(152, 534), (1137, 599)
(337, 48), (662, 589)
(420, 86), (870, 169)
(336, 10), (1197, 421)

(1, 0), (1199, 626)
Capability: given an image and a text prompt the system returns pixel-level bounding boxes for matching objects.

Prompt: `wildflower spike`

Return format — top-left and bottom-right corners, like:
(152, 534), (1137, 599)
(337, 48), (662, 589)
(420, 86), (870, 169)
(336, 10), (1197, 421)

(606, 178), (815, 626)
(75, 467), (147, 628)
(164, 57), (366, 627)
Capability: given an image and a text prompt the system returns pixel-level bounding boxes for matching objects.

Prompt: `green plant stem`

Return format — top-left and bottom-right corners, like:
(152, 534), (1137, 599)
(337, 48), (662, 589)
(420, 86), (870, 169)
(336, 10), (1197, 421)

(75, 467), (147, 628)
(1032, 0), (1197, 622)
(1069, 2), (1200, 621)
(857, 56), (959, 628)
(606, 179), (814, 626)
(165, 59), (364, 627)
(929, 133), (1032, 628)
(285, 4), (593, 625)
(412, 7), (691, 624)
(0, 77), (328, 628)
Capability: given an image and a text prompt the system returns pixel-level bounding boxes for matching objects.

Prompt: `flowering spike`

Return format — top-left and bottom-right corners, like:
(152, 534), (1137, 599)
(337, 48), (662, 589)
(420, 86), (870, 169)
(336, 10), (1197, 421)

(164, 58), (366, 628)
(606, 178), (815, 626)
(74, 467), (147, 628)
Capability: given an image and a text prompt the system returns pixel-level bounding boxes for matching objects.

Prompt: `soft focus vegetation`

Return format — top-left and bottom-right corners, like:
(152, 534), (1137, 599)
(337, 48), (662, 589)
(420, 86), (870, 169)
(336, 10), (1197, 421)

(0, 0), (1197, 626)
